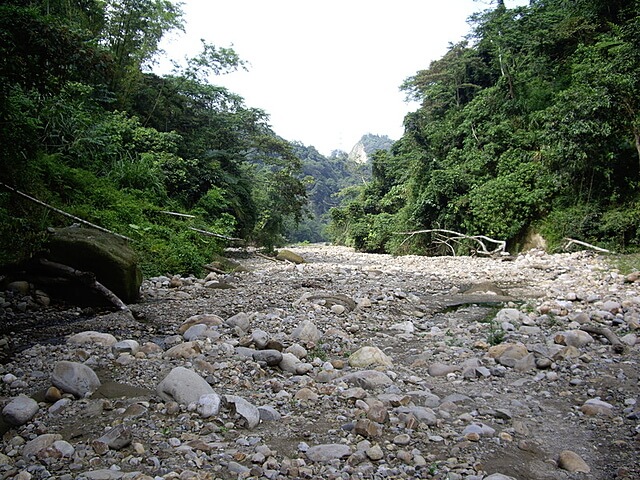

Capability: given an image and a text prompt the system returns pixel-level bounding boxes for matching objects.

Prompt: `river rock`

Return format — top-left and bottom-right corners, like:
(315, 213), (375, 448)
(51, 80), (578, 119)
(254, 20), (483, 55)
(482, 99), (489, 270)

(2, 395), (39, 426)
(554, 330), (594, 348)
(156, 367), (214, 405)
(305, 444), (351, 462)
(22, 433), (63, 458)
(348, 345), (393, 368)
(337, 370), (393, 390)
(225, 395), (260, 429)
(197, 393), (222, 418)
(51, 361), (101, 398)
(276, 249), (305, 264)
(557, 450), (591, 473)
(68, 331), (117, 347)
(45, 226), (142, 303)
(178, 313), (224, 334)
(291, 320), (322, 345)
(226, 312), (250, 332)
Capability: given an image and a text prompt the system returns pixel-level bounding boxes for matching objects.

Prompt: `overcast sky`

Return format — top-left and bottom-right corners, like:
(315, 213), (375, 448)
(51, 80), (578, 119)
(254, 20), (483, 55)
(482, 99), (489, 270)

(156, 0), (526, 155)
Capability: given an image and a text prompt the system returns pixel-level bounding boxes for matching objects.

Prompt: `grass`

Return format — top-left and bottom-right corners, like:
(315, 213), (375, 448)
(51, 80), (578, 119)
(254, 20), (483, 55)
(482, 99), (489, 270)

(608, 253), (640, 275)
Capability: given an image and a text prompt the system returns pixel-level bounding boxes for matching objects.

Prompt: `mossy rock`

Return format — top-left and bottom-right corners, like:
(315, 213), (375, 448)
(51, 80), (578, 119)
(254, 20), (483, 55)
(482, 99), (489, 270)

(45, 227), (142, 303)
(206, 254), (251, 273)
(276, 249), (305, 264)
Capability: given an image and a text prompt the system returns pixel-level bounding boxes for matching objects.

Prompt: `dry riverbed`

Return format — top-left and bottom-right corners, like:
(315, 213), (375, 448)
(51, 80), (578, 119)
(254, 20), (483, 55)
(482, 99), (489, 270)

(0, 245), (639, 480)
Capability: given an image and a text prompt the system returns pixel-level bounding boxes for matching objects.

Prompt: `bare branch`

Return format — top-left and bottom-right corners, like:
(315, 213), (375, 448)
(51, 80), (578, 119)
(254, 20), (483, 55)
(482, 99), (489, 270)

(396, 229), (507, 255)
(563, 238), (612, 254)
(0, 182), (132, 242)
(188, 227), (244, 243)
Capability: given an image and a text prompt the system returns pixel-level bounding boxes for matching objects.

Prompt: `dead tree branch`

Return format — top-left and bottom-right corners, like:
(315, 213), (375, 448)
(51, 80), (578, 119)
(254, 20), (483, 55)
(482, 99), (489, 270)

(396, 229), (507, 256)
(563, 238), (612, 254)
(160, 210), (196, 218)
(188, 227), (244, 243)
(580, 325), (625, 354)
(0, 182), (132, 242)
(37, 258), (130, 312)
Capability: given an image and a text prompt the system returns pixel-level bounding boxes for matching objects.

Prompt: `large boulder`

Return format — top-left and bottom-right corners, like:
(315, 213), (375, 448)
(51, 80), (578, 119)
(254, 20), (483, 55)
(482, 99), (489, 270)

(45, 226), (142, 303)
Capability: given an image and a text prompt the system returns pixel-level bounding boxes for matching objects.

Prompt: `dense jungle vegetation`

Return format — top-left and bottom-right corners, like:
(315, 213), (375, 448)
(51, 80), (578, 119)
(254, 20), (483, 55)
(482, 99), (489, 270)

(329, 0), (640, 255)
(2, 1), (639, 279)
(0, 0), (311, 276)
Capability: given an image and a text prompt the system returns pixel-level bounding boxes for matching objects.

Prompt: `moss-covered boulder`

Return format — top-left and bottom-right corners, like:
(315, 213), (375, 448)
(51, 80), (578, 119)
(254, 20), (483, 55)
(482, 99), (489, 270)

(45, 227), (142, 303)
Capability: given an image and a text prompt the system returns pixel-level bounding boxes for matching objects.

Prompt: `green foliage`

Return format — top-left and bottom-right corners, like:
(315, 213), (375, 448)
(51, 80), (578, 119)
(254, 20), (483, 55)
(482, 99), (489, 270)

(0, 0), (308, 277)
(329, 0), (640, 255)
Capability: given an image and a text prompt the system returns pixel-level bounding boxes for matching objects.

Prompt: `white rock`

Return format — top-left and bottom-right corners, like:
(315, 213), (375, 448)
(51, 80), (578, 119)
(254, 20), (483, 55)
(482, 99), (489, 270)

(2, 395), (39, 426)
(156, 367), (214, 405)
(51, 361), (101, 398)
(67, 331), (117, 346)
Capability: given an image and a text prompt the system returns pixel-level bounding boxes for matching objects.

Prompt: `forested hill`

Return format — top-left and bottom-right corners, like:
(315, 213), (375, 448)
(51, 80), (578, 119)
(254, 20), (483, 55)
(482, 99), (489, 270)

(0, 0), (308, 276)
(329, 0), (640, 255)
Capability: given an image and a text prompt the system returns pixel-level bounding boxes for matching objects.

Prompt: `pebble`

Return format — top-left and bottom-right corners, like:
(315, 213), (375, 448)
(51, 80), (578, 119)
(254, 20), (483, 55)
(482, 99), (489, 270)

(0, 245), (637, 479)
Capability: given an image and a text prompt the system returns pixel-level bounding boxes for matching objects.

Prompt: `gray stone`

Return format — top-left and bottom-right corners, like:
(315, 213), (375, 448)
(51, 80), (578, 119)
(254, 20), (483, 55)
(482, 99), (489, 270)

(2, 395), (39, 426)
(557, 450), (590, 473)
(22, 434), (63, 458)
(51, 361), (101, 398)
(253, 349), (283, 366)
(225, 395), (260, 429)
(291, 320), (322, 345)
(68, 331), (117, 347)
(226, 312), (250, 332)
(156, 367), (214, 405)
(348, 346), (393, 368)
(197, 393), (221, 418)
(258, 405), (282, 421)
(337, 370), (393, 390)
(305, 444), (351, 462)
(112, 339), (139, 355)
(46, 226), (142, 303)
(251, 328), (270, 349)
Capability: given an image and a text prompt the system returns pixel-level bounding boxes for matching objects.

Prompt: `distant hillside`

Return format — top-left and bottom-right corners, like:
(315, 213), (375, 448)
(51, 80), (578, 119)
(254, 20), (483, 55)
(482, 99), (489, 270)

(286, 142), (371, 243)
(348, 134), (395, 164)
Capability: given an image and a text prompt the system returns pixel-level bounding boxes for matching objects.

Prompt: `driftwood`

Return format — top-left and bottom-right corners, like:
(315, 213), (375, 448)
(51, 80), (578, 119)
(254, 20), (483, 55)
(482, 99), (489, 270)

(203, 264), (226, 275)
(580, 325), (626, 354)
(397, 229), (507, 256)
(563, 237), (612, 254)
(256, 252), (278, 262)
(160, 210), (196, 218)
(0, 182), (132, 241)
(188, 227), (244, 243)
(37, 258), (130, 312)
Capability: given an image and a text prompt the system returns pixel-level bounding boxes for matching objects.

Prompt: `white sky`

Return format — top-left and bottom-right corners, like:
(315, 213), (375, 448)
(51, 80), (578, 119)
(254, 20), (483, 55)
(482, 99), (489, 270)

(156, 0), (527, 155)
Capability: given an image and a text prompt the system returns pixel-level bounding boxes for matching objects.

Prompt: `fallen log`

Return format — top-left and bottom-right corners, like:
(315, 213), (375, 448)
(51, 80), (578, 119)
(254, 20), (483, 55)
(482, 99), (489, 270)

(563, 238), (612, 254)
(580, 325), (626, 354)
(0, 181), (132, 242)
(37, 258), (130, 312)
(396, 229), (507, 256)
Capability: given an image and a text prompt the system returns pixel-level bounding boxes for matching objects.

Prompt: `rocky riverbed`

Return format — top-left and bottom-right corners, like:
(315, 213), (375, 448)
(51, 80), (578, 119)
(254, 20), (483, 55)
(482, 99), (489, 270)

(0, 245), (639, 480)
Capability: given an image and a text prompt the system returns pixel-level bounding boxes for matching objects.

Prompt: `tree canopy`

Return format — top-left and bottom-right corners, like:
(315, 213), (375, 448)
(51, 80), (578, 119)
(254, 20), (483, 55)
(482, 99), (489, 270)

(0, 0), (306, 275)
(328, 0), (640, 254)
